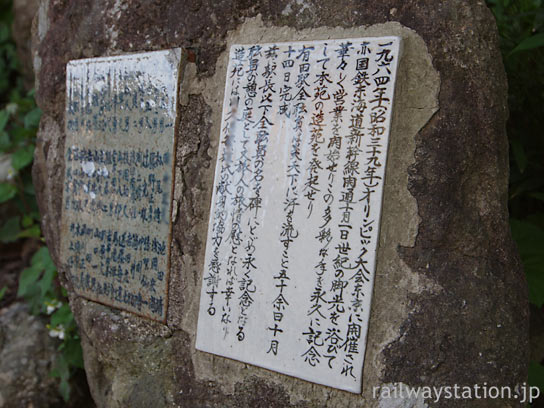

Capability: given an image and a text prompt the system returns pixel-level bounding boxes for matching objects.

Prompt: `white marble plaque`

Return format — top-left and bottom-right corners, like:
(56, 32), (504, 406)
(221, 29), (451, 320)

(196, 37), (401, 392)
(61, 49), (181, 322)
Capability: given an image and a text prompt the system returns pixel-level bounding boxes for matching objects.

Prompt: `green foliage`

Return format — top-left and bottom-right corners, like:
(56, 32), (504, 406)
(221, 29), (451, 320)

(488, 0), (544, 216)
(510, 218), (544, 307)
(17, 246), (83, 401)
(509, 32), (544, 54)
(529, 361), (544, 396)
(12, 143), (34, 170)
(0, 181), (16, 203)
(50, 303), (84, 401)
(17, 247), (56, 313)
(0, 215), (20, 241)
(0, 285), (6, 301)
(0, 0), (82, 402)
(488, 0), (544, 304)
(0, 1), (17, 100)
(0, 0), (40, 242)
(0, 8), (39, 232)
(488, 0), (544, 400)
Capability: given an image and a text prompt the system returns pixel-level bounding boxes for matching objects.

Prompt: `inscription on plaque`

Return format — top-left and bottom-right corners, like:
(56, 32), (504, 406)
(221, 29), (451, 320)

(196, 37), (401, 392)
(61, 49), (181, 322)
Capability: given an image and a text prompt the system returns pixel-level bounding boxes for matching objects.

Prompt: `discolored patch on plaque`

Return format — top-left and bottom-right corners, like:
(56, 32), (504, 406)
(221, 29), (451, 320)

(196, 37), (401, 392)
(61, 49), (182, 322)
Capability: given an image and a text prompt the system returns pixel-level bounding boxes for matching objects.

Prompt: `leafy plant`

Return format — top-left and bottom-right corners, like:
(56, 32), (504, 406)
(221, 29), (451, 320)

(50, 303), (85, 401)
(0, 87), (42, 241)
(0, 0), (41, 242)
(17, 247), (84, 401)
(488, 0), (544, 401)
(0, 0), (83, 402)
(17, 247), (56, 313)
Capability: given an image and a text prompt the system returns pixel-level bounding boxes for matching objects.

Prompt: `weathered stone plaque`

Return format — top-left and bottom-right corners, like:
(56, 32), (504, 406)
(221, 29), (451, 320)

(61, 49), (181, 322)
(196, 38), (401, 392)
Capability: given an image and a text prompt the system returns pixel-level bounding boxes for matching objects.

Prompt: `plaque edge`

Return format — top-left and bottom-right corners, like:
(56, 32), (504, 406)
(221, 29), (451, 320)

(61, 48), (185, 325)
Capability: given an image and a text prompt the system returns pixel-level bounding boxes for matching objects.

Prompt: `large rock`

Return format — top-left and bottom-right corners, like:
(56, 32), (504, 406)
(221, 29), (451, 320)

(31, 1), (528, 407)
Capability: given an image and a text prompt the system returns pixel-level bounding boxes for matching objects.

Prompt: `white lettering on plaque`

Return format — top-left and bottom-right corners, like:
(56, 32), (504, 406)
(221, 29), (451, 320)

(196, 37), (401, 392)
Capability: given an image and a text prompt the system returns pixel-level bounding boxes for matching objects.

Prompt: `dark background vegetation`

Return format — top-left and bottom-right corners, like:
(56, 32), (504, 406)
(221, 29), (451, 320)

(0, 0), (541, 405)
(487, 0), (544, 402)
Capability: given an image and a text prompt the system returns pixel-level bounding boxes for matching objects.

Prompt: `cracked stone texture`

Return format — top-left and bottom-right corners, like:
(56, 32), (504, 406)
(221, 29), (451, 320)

(31, 1), (528, 407)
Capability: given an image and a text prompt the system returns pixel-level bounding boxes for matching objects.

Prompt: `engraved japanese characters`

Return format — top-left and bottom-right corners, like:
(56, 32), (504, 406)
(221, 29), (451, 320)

(196, 38), (401, 392)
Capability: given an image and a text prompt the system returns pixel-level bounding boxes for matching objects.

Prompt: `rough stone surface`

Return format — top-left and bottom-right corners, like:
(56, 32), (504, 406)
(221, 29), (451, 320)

(0, 302), (61, 408)
(31, 1), (528, 407)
